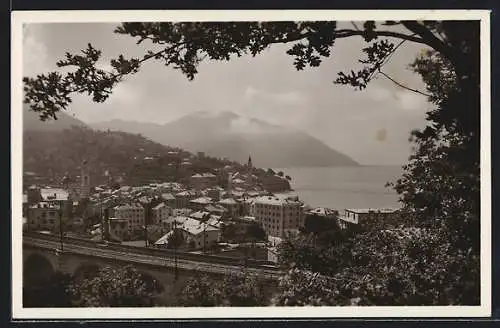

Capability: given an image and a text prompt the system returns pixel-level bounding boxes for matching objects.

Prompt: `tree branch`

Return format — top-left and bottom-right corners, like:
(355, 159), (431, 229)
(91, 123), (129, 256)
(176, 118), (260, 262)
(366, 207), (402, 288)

(377, 69), (432, 97)
(334, 29), (426, 45)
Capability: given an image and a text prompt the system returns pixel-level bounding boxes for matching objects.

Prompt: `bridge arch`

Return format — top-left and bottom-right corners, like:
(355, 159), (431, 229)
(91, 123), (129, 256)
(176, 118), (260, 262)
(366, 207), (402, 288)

(24, 253), (55, 287)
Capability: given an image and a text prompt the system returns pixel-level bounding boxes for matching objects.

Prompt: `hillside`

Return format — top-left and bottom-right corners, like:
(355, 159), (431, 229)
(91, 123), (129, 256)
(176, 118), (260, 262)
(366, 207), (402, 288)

(91, 111), (359, 168)
(23, 105), (87, 131)
(23, 124), (242, 187)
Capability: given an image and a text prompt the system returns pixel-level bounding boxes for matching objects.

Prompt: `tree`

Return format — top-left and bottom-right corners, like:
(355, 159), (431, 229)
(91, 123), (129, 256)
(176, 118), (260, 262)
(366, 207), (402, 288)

(166, 229), (184, 249)
(274, 228), (480, 306)
(277, 231), (353, 275)
(69, 265), (161, 307)
(179, 273), (269, 306)
(244, 222), (266, 242)
(179, 274), (224, 306)
(266, 168), (276, 176)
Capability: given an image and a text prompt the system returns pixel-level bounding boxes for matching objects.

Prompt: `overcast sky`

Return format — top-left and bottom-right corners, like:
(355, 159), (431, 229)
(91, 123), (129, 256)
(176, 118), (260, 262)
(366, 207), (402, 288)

(23, 22), (433, 165)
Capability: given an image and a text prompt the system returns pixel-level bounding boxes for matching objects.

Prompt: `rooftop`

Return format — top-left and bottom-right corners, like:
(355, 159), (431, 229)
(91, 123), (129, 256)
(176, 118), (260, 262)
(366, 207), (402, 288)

(190, 197), (213, 204)
(253, 195), (302, 206)
(219, 198), (238, 205)
(307, 207), (337, 217)
(40, 188), (69, 201)
(161, 193), (176, 201)
(345, 208), (399, 214)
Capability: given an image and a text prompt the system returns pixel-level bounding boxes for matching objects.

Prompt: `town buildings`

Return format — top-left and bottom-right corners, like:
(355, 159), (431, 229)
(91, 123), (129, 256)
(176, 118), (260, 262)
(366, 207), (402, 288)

(26, 187), (72, 232)
(155, 216), (221, 250)
(152, 202), (173, 225)
(218, 197), (240, 218)
(175, 190), (198, 209)
(340, 208), (400, 229)
(190, 173), (217, 190)
(189, 197), (213, 211)
(113, 203), (145, 235)
(27, 202), (65, 231)
(250, 195), (304, 238)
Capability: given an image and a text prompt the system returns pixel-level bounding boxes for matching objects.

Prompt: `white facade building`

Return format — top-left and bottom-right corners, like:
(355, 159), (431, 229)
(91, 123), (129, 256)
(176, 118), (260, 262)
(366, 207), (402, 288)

(251, 195), (304, 238)
(113, 203), (145, 234)
(152, 202), (173, 225)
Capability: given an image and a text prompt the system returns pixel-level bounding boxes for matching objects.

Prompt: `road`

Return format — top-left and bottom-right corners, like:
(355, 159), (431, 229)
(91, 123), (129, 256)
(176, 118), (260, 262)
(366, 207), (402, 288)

(23, 236), (282, 279)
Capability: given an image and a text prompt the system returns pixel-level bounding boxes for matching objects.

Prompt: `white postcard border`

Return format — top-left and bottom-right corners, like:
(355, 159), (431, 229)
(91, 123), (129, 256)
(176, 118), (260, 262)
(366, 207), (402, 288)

(11, 9), (492, 319)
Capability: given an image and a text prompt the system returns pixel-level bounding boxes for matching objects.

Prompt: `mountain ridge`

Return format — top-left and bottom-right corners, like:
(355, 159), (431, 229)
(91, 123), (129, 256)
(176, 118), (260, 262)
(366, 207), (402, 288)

(91, 111), (359, 168)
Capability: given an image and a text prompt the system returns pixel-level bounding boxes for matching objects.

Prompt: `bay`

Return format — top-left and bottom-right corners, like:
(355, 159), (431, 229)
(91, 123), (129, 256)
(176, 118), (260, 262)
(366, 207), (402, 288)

(275, 165), (403, 211)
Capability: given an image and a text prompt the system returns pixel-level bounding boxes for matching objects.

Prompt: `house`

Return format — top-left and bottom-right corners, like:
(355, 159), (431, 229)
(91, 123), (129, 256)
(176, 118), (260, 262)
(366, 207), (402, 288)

(27, 202), (66, 232)
(177, 217), (221, 250)
(113, 203), (145, 235)
(160, 193), (176, 207)
(175, 190), (198, 209)
(251, 195), (303, 238)
(189, 211), (212, 221)
(189, 197), (213, 211)
(204, 204), (228, 217)
(190, 173), (217, 190)
(152, 202), (173, 225)
(340, 208), (400, 230)
(218, 197), (240, 218)
(205, 188), (221, 202)
(155, 216), (220, 250)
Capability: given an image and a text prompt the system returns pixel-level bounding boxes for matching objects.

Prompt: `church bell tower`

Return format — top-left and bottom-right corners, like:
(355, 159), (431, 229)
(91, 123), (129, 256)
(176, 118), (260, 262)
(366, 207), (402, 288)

(80, 159), (90, 199)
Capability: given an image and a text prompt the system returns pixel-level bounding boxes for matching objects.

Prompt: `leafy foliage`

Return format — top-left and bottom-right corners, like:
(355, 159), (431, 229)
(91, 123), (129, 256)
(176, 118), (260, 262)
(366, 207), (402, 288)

(221, 222), (266, 243)
(166, 229), (184, 249)
(69, 265), (162, 307)
(274, 228), (479, 306)
(179, 272), (269, 306)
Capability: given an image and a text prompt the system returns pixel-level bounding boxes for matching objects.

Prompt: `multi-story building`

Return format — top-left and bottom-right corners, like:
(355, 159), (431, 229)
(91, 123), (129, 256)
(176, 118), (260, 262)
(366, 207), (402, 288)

(205, 188), (221, 202)
(251, 195), (304, 238)
(152, 202), (173, 225)
(113, 203), (145, 235)
(27, 202), (66, 232)
(218, 197), (240, 218)
(160, 193), (176, 208)
(175, 190), (198, 209)
(189, 197), (213, 211)
(190, 173), (217, 190)
(340, 208), (400, 230)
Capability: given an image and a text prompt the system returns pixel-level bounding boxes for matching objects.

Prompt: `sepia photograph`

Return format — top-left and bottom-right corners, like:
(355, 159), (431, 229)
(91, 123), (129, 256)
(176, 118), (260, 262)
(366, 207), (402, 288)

(12, 10), (491, 319)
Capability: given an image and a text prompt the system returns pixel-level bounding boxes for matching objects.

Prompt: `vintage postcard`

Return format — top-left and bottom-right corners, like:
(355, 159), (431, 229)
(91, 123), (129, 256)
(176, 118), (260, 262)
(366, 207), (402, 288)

(11, 9), (491, 319)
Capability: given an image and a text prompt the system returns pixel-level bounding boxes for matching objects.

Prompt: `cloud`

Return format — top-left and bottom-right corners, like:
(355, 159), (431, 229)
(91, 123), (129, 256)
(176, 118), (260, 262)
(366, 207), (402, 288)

(23, 25), (50, 76)
(229, 116), (268, 134)
(367, 83), (430, 112)
(243, 86), (308, 106)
